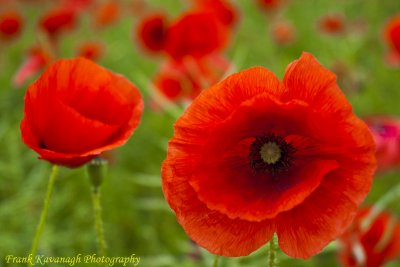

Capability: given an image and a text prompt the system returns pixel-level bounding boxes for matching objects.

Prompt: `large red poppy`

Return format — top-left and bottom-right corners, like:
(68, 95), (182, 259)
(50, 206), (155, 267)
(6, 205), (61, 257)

(164, 10), (229, 60)
(192, 0), (239, 28)
(20, 58), (143, 168)
(338, 207), (400, 267)
(162, 53), (376, 258)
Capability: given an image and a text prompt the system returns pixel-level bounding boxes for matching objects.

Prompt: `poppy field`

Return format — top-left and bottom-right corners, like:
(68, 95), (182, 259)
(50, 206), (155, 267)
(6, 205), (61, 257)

(1, 0), (400, 267)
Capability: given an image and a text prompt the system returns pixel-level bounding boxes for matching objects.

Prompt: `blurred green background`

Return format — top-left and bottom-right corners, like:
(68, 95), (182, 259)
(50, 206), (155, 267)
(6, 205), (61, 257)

(1, 0), (400, 266)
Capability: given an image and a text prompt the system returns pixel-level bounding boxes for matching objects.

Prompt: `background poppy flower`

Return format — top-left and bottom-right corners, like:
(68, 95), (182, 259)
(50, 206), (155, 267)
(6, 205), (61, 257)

(192, 0), (239, 28)
(0, 11), (23, 40)
(384, 15), (400, 64)
(94, 0), (120, 28)
(20, 58), (143, 168)
(164, 10), (229, 60)
(39, 7), (76, 39)
(338, 207), (400, 267)
(270, 20), (296, 45)
(136, 13), (168, 53)
(318, 13), (346, 34)
(76, 41), (104, 61)
(13, 46), (52, 87)
(365, 116), (400, 173)
(162, 52), (376, 258)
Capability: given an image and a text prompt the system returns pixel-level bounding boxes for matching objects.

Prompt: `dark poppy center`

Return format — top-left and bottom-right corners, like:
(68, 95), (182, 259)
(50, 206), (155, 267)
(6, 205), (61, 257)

(249, 132), (296, 175)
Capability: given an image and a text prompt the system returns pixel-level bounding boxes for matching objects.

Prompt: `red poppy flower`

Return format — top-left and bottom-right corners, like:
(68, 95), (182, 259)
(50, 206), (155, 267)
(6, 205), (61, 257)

(338, 207), (400, 267)
(164, 10), (229, 60)
(39, 8), (76, 39)
(365, 116), (400, 173)
(384, 15), (400, 65)
(271, 20), (296, 45)
(136, 13), (167, 53)
(192, 0), (239, 28)
(94, 0), (120, 28)
(61, 0), (94, 13)
(20, 58), (143, 168)
(77, 41), (104, 61)
(0, 11), (23, 40)
(153, 54), (231, 104)
(318, 13), (346, 34)
(13, 46), (52, 87)
(258, 0), (283, 11)
(162, 53), (376, 258)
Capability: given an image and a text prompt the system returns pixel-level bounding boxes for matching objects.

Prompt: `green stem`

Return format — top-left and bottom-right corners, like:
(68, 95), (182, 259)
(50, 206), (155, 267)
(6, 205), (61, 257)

(212, 255), (220, 267)
(91, 188), (107, 257)
(361, 183), (400, 230)
(29, 165), (58, 265)
(268, 234), (278, 267)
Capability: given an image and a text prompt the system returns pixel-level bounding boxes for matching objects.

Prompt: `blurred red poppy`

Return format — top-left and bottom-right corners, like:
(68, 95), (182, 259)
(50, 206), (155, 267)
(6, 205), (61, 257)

(192, 0), (239, 28)
(365, 116), (400, 173)
(164, 10), (229, 60)
(20, 58), (143, 167)
(258, 0), (283, 11)
(61, 0), (94, 13)
(162, 53), (376, 258)
(39, 8), (76, 39)
(94, 0), (120, 28)
(153, 54), (231, 104)
(271, 20), (296, 45)
(77, 41), (104, 61)
(384, 15), (400, 66)
(0, 11), (23, 40)
(318, 13), (345, 34)
(13, 46), (52, 87)
(136, 13), (167, 53)
(338, 207), (400, 267)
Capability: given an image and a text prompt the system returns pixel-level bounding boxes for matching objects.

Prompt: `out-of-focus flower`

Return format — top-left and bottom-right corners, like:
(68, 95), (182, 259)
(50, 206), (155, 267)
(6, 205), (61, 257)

(77, 41), (104, 61)
(0, 11), (23, 40)
(61, 0), (93, 13)
(365, 116), (400, 173)
(162, 53), (376, 258)
(318, 13), (346, 34)
(13, 46), (52, 87)
(384, 15), (400, 66)
(20, 58), (143, 168)
(136, 13), (167, 53)
(270, 20), (296, 45)
(153, 54), (231, 104)
(39, 7), (76, 39)
(338, 206), (400, 267)
(258, 0), (283, 11)
(94, 0), (120, 28)
(192, 0), (239, 28)
(164, 10), (229, 61)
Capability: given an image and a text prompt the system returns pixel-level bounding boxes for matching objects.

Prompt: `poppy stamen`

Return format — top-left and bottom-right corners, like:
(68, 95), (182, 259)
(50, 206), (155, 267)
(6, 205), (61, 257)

(249, 132), (296, 175)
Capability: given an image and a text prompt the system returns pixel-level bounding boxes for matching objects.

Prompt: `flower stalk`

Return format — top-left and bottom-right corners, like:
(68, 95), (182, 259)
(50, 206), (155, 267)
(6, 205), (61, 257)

(87, 158), (108, 258)
(268, 234), (278, 267)
(29, 165), (59, 266)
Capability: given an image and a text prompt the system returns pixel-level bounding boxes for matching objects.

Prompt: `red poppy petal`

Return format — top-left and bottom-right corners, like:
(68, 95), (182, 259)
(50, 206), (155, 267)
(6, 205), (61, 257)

(282, 52), (352, 115)
(276, 177), (359, 259)
(191, 156), (338, 221)
(177, 66), (282, 127)
(162, 160), (276, 256)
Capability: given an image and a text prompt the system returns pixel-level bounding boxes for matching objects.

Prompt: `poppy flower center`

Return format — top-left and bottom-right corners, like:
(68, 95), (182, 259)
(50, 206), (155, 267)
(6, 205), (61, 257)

(249, 132), (296, 175)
